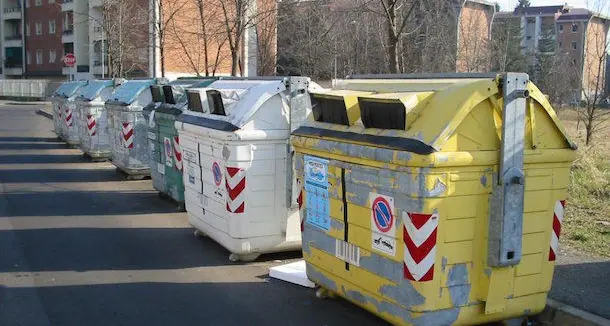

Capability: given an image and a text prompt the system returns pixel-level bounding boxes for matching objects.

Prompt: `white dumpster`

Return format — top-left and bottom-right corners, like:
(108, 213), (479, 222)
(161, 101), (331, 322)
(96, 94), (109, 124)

(175, 77), (316, 262)
(106, 79), (161, 179)
(75, 79), (123, 160)
(52, 81), (87, 141)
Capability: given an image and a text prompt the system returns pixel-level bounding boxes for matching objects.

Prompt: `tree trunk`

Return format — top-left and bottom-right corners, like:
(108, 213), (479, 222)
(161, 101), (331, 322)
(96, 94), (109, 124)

(386, 3), (399, 73)
(196, 0), (210, 76)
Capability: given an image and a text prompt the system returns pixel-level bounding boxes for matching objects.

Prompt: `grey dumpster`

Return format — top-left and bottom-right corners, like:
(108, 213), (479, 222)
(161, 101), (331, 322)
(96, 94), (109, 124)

(75, 79), (123, 160)
(106, 79), (163, 180)
(52, 81), (87, 142)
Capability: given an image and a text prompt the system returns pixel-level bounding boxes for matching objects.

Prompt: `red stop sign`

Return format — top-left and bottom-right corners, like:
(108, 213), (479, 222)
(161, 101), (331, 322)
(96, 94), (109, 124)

(64, 53), (76, 67)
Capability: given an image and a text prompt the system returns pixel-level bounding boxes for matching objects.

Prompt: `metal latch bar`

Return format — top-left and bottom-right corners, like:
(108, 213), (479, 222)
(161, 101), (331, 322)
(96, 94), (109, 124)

(488, 72), (529, 267)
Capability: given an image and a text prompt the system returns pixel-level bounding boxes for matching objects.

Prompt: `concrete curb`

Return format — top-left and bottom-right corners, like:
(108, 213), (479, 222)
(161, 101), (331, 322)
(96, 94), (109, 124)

(35, 109), (53, 120)
(537, 299), (610, 326)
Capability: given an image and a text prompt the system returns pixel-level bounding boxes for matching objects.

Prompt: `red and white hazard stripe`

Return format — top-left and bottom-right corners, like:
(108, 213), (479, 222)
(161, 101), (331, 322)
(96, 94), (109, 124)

(87, 114), (97, 136)
(122, 122), (134, 149)
(403, 212), (438, 282)
(173, 136), (182, 171)
(225, 167), (246, 214)
(65, 108), (73, 127)
(549, 200), (566, 261)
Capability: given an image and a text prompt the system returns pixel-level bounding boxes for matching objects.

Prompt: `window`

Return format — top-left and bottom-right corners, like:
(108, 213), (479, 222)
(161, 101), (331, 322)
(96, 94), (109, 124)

(35, 0), (42, 5)
(572, 41), (578, 50)
(572, 24), (579, 32)
(559, 41), (562, 48)
(35, 22), (42, 35)
(559, 24), (564, 33)
(49, 49), (56, 63)
(26, 51), (31, 65)
(49, 20), (56, 34)
(25, 23), (30, 36)
(36, 50), (43, 65)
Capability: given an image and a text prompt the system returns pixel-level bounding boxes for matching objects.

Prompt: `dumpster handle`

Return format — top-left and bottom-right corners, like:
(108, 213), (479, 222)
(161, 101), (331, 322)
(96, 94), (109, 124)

(487, 72), (528, 267)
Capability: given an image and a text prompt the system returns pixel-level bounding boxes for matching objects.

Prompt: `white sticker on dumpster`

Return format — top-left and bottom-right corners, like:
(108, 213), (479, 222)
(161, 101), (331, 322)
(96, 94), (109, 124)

(304, 155), (330, 231)
(370, 193), (396, 256)
(157, 163), (165, 175)
(335, 239), (360, 267)
(164, 137), (173, 167)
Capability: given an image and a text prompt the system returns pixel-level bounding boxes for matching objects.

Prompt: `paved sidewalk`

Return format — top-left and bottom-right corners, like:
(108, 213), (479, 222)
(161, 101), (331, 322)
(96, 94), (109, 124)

(550, 248), (610, 320)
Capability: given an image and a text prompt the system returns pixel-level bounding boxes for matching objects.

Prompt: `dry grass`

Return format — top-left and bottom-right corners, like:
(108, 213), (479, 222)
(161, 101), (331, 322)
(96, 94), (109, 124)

(556, 108), (610, 257)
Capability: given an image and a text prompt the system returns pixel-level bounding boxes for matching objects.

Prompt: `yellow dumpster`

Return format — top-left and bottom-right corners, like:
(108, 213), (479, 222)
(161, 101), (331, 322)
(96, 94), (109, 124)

(291, 73), (577, 325)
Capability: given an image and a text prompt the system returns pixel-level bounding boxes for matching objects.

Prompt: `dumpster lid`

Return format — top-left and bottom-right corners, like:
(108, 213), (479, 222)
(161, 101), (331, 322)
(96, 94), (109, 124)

(108, 80), (154, 105)
(295, 76), (577, 152)
(309, 89), (374, 126)
(54, 81), (88, 98)
(78, 80), (114, 101)
(185, 79), (287, 129)
(164, 79), (216, 105)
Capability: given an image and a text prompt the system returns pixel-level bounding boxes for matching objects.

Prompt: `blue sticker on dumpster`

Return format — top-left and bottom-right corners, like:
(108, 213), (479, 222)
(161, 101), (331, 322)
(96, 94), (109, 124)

(304, 155), (330, 231)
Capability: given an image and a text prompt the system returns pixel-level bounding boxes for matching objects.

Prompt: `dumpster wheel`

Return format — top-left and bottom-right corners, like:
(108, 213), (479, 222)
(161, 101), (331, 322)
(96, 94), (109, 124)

(315, 287), (335, 299)
(228, 253), (260, 263)
(193, 229), (207, 237)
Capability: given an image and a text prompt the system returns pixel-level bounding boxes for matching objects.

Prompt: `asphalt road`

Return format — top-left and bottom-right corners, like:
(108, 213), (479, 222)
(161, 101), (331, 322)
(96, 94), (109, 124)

(0, 104), (385, 326)
(550, 247), (610, 319)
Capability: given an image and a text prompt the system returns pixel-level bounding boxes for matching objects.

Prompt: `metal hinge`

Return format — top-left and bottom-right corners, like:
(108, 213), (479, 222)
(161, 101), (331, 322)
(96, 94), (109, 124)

(488, 73), (530, 267)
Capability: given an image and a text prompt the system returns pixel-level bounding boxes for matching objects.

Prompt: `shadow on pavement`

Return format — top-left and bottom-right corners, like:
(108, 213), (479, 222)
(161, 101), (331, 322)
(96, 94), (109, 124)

(0, 191), (180, 217)
(550, 261), (610, 319)
(0, 169), (123, 183)
(0, 281), (386, 326)
(0, 143), (70, 150)
(0, 154), (88, 164)
(0, 137), (62, 143)
(0, 227), (232, 272)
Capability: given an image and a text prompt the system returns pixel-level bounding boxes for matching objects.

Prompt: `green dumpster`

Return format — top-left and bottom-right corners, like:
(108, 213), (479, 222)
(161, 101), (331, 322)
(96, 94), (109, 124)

(144, 78), (217, 207)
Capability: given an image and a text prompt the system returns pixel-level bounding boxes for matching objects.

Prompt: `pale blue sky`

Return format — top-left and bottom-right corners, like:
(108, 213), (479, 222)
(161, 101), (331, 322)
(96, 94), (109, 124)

(496, 0), (610, 15)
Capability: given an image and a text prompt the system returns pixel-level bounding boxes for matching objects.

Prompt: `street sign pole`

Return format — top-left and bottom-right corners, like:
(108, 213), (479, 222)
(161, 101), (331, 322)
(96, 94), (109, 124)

(64, 53), (76, 81)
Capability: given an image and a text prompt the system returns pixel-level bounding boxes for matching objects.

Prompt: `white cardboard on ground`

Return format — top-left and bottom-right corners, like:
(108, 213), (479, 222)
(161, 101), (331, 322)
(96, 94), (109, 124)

(269, 260), (315, 288)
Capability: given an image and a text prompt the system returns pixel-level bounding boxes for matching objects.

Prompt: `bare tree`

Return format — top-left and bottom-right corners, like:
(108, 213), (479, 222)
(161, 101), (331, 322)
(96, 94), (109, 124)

(155, 0), (189, 77)
(377, 0), (418, 73)
(577, 13), (610, 145)
(102, 0), (150, 77)
(456, 2), (492, 72)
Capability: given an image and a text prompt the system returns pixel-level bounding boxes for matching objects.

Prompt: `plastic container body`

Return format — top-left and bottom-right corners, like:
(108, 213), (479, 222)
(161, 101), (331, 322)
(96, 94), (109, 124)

(176, 77), (314, 260)
(146, 79), (217, 204)
(291, 74), (577, 325)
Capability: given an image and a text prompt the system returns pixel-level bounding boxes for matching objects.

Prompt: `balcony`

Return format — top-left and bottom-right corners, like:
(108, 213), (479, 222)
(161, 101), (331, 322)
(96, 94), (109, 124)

(4, 62), (23, 75)
(61, 29), (74, 43)
(2, 7), (22, 20)
(61, 0), (74, 12)
(4, 34), (22, 47)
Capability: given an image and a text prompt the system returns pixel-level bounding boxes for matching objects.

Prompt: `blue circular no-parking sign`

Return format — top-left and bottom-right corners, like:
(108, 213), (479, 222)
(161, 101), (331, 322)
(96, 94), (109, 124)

(372, 197), (393, 233)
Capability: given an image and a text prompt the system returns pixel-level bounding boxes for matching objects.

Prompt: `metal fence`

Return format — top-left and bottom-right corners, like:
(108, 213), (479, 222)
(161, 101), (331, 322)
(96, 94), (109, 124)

(0, 80), (56, 100)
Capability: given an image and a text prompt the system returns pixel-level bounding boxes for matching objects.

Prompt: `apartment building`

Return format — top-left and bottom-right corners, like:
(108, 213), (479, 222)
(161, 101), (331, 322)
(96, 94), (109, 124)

(0, 0), (274, 80)
(1, 0), (25, 77)
(495, 5), (610, 100)
(25, 0), (62, 77)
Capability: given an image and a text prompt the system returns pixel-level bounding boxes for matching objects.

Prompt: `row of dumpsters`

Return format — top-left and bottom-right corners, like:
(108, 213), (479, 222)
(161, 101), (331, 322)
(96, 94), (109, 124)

(51, 73), (577, 326)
